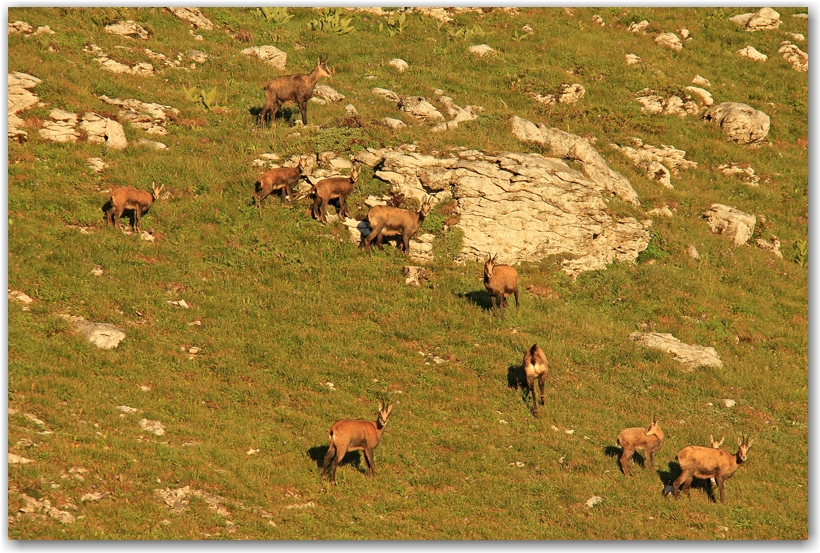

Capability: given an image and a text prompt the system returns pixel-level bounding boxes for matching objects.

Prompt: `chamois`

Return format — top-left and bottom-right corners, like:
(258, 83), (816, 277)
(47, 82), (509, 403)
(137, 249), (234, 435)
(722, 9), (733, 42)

(105, 182), (164, 231)
(711, 435), (725, 449)
(364, 195), (434, 254)
(321, 401), (393, 485)
(671, 435), (753, 504)
(254, 157), (308, 207)
(483, 253), (519, 318)
(311, 163), (362, 224)
(258, 56), (334, 127)
(522, 344), (549, 416)
(615, 417), (664, 476)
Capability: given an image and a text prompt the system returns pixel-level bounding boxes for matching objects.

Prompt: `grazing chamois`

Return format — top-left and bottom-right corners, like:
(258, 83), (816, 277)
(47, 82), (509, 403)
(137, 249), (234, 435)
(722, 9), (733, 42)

(483, 253), (519, 318)
(258, 57), (334, 127)
(615, 417), (664, 476)
(321, 401), (393, 485)
(254, 157), (308, 207)
(311, 163), (362, 224)
(105, 182), (164, 231)
(522, 344), (549, 416)
(364, 195), (434, 254)
(671, 435), (753, 504)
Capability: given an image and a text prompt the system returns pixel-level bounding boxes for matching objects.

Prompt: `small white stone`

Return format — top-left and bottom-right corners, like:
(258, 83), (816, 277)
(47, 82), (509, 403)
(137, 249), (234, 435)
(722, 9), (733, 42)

(722, 399), (736, 408)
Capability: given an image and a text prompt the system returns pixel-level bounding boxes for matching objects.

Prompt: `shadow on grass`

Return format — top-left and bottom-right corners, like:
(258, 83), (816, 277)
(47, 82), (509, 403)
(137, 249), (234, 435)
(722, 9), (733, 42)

(251, 105), (301, 127)
(464, 290), (493, 311)
(603, 445), (652, 474)
(307, 445), (364, 474)
(658, 461), (716, 502)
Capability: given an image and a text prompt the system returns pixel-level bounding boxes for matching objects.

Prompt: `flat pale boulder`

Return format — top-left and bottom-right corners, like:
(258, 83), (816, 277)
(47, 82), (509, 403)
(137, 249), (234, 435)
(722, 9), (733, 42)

(60, 314), (126, 350)
(312, 84), (345, 103)
(685, 86), (713, 106)
(241, 45), (287, 69)
(80, 113), (128, 150)
(745, 8), (782, 31)
(534, 83), (585, 105)
(655, 32), (683, 52)
(703, 102), (770, 144)
(39, 109), (79, 143)
(628, 20), (649, 33)
(511, 115), (641, 206)
(389, 58), (409, 72)
(737, 45), (768, 61)
(168, 7), (214, 30)
(703, 203), (756, 246)
(98, 95), (179, 135)
(778, 43), (807, 72)
(468, 44), (495, 57)
(397, 96), (444, 121)
(372, 87), (400, 103)
(630, 332), (723, 369)
(105, 20), (149, 39)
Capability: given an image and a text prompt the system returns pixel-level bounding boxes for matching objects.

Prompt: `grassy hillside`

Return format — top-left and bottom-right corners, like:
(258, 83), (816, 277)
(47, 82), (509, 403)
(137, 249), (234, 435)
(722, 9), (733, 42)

(7, 7), (808, 540)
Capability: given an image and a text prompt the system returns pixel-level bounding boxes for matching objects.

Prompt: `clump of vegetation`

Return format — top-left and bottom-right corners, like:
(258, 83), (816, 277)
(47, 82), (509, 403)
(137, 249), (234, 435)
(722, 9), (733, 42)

(257, 7), (293, 25)
(308, 8), (356, 34)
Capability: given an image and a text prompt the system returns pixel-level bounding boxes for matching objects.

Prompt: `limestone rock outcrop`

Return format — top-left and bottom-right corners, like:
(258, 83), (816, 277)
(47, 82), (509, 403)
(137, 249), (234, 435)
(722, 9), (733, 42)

(630, 332), (724, 369)
(703, 102), (770, 144)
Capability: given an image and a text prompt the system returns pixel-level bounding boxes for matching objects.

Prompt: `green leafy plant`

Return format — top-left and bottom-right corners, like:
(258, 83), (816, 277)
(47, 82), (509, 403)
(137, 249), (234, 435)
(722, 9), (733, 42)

(308, 8), (356, 34)
(379, 12), (407, 37)
(257, 7), (293, 25)
(447, 25), (485, 41)
(512, 30), (529, 42)
(183, 84), (219, 110)
(793, 239), (808, 266)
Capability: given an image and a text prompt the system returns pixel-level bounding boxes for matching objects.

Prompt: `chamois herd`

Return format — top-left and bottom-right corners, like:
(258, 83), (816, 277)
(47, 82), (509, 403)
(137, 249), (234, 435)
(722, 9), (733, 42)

(101, 59), (753, 502)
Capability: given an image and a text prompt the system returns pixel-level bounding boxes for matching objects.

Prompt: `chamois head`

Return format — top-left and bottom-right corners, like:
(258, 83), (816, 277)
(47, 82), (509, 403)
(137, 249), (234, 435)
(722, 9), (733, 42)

(737, 434), (753, 461)
(376, 400), (393, 427)
(710, 434), (725, 449)
(151, 182), (165, 200)
(484, 253), (499, 278)
(316, 56), (335, 80)
(645, 416), (660, 436)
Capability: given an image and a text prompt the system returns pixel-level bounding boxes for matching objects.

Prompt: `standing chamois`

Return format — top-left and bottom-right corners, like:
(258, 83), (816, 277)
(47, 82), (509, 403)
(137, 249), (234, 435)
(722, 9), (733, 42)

(522, 344), (549, 416)
(671, 434), (753, 504)
(254, 157), (309, 208)
(364, 195), (434, 254)
(311, 163), (362, 224)
(258, 57), (334, 127)
(105, 182), (164, 231)
(321, 401), (393, 485)
(615, 417), (665, 476)
(483, 253), (519, 318)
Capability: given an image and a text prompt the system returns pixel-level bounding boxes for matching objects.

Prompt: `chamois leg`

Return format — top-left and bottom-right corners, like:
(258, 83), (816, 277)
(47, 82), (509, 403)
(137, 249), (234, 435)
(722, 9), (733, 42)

(538, 374), (546, 407)
(646, 448), (655, 470)
(401, 231), (411, 253)
(490, 294), (498, 316)
(514, 289), (520, 309)
(106, 206), (116, 227)
(363, 447), (376, 477)
(715, 475), (725, 504)
(365, 223), (384, 252)
(339, 196), (348, 219)
(322, 443), (337, 478)
(620, 447), (635, 476)
(297, 98), (309, 126)
(526, 374), (538, 416)
(133, 209), (141, 231)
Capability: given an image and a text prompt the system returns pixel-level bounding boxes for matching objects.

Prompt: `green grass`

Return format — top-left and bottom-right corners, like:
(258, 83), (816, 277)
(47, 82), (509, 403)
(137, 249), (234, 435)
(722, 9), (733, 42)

(7, 7), (808, 539)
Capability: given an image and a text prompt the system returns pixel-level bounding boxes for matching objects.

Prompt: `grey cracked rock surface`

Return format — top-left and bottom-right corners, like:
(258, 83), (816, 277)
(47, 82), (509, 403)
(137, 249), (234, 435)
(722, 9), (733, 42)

(630, 332), (724, 369)
(703, 102), (770, 144)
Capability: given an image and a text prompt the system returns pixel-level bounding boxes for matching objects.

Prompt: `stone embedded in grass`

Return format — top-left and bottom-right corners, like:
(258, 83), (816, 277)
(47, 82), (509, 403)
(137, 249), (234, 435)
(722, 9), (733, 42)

(8, 453), (34, 464)
(117, 405), (139, 414)
(625, 54), (643, 65)
(655, 32), (683, 52)
(629, 332), (724, 369)
(730, 8), (781, 32)
(372, 87), (400, 103)
(80, 492), (104, 502)
(686, 245), (700, 260)
(403, 266), (427, 286)
(703, 203), (756, 246)
(612, 138), (696, 189)
(187, 49), (208, 63)
(737, 45), (768, 62)
(756, 236), (783, 259)
(167, 299), (189, 308)
(8, 289), (33, 304)
(240, 45), (286, 69)
(135, 138), (167, 150)
(97, 95), (180, 136)
(629, 20), (649, 33)
(398, 96), (444, 122)
(704, 102), (770, 145)
(533, 83), (585, 106)
(592, 15), (605, 26)
(586, 496), (603, 508)
(168, 7), (214, 30)
(312, 84), (345, 104)
(139, 418), (166, 436)
(9, 20), (33, 33)
(39, 109), (79, 143)
(389, 58), (409, 72)
(87, 158), (107, 173)
(719, 162), (760, 186)
(60, 314), (126, 350)
(722, 399), (736, 408)
(468, 44), (495, 57)
(685, 86), (713, 106)
(692, 74), (712, 87)
(105, 20), (149, 39)
(778, 43), (808, 72)
(80, 113), (127, 150)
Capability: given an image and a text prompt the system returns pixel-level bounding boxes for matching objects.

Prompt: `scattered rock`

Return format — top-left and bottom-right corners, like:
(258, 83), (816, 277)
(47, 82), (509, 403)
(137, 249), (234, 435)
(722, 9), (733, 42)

(8, 289), (33, 304)
(372, 87), (400, 103)
(87, 158), (107, 173)
(692, 74), (712, 87)
(117, 405), (139, 414)
(187, 49), (208, 64)
(98, 95), (179, 135)
(59, 314), (126, 350)
(8, 71), (42, 141)
(511, 115), (641, 206)
(612, 138), (697, 189)
(719, 162), (760, 186)
(285, 502), (315, 510)
(39, 109), (79, 143)
(389, 58), (409, 72)
(139, 418), (166, 436)
(737, 45), (768, 62)
(135, 138), (167, 150)
(168, 7), (214, 30)
(722, 399), (736, 408)
(586, 496), (603, 508)
(756, 236), (783, 258)
(344, 104), (357, 115)
(468, 44), (495, 57)
(533, 83), (585, 105)
(85, 44), (154, 76)
(403, 266), (427, 286)
(789, 33), (805, 42)
(628, 20), (649, 33)
(703, 102), (770, 144)
(167, 299), (189, 308)
(685, 86), (713, 106)
(9, 21), (34, 34)
(635, 89), (699, 117)
(625, 54), (642, 65)
(778, 43), (808, 72)
(592, 15), (605, 26)
(240, 45), (287, 69)
(648, 205), (674, 218)
(79, 112), (128, 150)
(730, 8), (781, 32)
(398, 96), (444, 122)
(80, 492), (104, 502)
(703, 204), (756, 246)
(8, 453), (34, 464)
(630, 332), (724, 369)
(311, 84), (345, 103)
(17, 494), (75, 524)
(686, 245), (700, 260)
(678, 28), (691, 40)
(105, 20), (149, 39)
(522, 25), (534, 35)
(655, 32), (683, 52)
